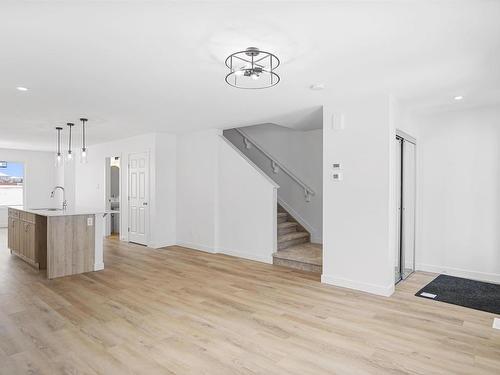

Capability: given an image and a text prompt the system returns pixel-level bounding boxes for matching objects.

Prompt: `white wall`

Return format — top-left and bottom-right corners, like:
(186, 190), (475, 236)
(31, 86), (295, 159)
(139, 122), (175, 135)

(176, 129), (278, 262)
(322, 95), (395, 296)
(0, 148), (56, 227)
(224, 124), (323, 243)
(71, 132), (176, 248)
(176, 129), (219, 252)
(412, 105), (500, 283)
(217, 137), (278, 263)
(154, 132), (177, 247)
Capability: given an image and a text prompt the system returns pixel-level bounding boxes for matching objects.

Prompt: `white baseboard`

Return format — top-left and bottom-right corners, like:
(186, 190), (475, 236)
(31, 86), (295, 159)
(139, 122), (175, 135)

(176, 241), (216, 254)
(149, 241), (176, 249)
(217, 248), (273, 264)
(321, 274), (394, 297)
(416, 263), (500, 284)
(94, 262), (104, 271)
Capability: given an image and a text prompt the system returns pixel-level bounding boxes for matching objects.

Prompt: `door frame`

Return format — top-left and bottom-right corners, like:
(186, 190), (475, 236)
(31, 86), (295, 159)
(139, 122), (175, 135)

(395, 130), (417, 284)
(127, 151), (151, 246)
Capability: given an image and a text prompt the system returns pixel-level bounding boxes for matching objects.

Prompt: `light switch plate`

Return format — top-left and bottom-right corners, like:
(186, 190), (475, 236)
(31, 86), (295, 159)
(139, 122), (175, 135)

(333, 163), (342, 170)
(87, 217), (93, 226)
(332, 113), (345, 131)
(333, 172), (343, 181)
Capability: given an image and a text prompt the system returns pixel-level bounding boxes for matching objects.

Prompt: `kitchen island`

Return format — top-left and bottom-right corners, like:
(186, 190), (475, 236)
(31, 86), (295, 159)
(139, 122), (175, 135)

(8, 206), (105, 279)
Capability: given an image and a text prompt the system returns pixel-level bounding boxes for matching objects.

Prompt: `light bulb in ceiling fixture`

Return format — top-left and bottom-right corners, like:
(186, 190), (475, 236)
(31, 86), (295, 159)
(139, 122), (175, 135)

(251, 73), (259, 80)
(81, 149), (87, 164)
(16, 86), (29, 91)
(234, 70), (244, 76)
(454, 95), (464, 101)
(67, 151), (73, 161)
(55, 153), (63, 167)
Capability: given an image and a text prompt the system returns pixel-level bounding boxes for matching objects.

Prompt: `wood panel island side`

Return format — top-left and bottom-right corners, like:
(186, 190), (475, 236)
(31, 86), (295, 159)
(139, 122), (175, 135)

(7, 207), (105, 279)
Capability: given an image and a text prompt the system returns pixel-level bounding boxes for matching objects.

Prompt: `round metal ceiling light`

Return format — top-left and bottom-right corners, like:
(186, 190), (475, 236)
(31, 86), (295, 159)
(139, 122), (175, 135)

(225, 47), (280, 89)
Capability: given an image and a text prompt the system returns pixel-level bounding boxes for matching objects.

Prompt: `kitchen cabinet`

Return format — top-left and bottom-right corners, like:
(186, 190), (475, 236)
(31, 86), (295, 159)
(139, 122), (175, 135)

(8, 208), (46, 269)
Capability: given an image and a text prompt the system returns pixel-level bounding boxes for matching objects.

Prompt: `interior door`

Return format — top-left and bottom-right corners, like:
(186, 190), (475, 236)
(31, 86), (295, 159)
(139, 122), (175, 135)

(128, 152), (149, 245)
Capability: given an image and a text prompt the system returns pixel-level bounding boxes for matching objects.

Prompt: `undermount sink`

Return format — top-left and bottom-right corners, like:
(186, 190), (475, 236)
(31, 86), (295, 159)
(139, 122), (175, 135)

(29, 208), (63, 211)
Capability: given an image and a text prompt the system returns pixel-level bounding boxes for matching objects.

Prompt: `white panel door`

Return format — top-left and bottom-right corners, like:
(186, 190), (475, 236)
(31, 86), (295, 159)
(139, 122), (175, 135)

(128, 152), (149, 245)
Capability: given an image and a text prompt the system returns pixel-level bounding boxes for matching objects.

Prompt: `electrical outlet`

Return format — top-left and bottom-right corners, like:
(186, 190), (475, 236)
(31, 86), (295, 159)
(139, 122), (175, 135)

(87, 217), (93, 226)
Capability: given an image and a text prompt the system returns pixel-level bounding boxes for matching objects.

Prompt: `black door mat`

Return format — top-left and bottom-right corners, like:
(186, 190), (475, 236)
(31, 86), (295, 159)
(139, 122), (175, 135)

(415, 274), (500, 315)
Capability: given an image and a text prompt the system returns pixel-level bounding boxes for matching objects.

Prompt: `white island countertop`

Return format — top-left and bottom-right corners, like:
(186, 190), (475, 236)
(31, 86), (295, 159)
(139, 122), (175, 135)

(9, 206), (107, 217)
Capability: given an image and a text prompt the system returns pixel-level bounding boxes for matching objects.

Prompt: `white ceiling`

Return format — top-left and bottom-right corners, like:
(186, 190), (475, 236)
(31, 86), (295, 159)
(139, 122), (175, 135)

(1, 1), (499, 150)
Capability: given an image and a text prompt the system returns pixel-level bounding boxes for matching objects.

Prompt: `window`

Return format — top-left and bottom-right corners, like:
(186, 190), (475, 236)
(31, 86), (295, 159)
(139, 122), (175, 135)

(0, 161), (24, 206)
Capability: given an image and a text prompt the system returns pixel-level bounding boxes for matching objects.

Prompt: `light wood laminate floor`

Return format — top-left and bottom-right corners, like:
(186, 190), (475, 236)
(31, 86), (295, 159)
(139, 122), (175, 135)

(0, 229), (499, 374)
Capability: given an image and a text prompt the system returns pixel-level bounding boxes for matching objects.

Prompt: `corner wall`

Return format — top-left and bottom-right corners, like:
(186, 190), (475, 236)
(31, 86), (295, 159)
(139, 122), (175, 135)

(322, 95), (395, 296)
(411, 104), (500, 283)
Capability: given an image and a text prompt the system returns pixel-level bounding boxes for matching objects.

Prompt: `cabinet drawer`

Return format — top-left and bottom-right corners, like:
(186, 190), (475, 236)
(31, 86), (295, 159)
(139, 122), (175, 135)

(20, 211), (36, 223)
(8, 208), (20, 218)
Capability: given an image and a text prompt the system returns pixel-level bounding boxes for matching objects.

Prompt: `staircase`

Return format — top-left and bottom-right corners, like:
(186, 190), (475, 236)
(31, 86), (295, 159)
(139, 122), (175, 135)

(273, 206), (322, 273)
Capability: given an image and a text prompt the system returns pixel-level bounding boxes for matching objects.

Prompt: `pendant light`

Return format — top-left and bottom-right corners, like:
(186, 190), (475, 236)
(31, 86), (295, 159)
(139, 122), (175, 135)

(55, 127), (63, 167)
(66, 122), (74, 162)
(80, 118), (88, 164)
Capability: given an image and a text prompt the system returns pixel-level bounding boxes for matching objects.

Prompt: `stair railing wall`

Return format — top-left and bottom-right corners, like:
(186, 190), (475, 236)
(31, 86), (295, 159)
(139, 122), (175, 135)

(234, 128), (316, 202)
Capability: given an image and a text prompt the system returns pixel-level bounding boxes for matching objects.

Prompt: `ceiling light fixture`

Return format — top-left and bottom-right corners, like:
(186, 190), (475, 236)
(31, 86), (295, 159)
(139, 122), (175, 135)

(225, 47), (280, 89)
(55, 127), (63, 168)
(66, 122), (74, 162)
(16, 86), (29, 91)
(454, 95), (464, 101)
(80, 118), (88, 164)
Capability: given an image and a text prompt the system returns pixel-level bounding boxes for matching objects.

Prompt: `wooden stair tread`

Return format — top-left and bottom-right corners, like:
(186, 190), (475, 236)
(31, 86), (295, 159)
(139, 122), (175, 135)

(278, 231), (309, 243)
(273, 243), (322, 266)
(278, 222), (297, 229)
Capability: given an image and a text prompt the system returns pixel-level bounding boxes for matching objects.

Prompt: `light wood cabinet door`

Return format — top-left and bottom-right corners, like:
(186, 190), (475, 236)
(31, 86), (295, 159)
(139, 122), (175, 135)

(11, 218), (21, 253)
(8, 217), (13, 250)
(23, 222), (36, 261)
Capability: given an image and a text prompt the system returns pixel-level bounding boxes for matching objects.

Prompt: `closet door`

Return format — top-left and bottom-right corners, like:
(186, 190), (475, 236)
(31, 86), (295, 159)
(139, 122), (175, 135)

(402, 140), (416, 279)
(395, 137), (402, 283)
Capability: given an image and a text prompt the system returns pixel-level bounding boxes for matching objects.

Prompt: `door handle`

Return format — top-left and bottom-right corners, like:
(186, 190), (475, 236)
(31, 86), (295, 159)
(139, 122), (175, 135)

(143, 202), (148, 206)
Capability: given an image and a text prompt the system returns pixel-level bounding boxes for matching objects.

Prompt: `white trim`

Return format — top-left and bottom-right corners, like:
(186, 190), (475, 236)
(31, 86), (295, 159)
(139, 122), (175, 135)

(149, 241), (176, 249)
(217, 247), (273, 264)
(416, 263), (500, 284)
(321, 274), (395, 297)
(493, 318), (500, 330)
(219, 136), (279, 189)
(94, 262), (105, 271)
(278, 197), (321, 243)
(176, 241), (216, 254)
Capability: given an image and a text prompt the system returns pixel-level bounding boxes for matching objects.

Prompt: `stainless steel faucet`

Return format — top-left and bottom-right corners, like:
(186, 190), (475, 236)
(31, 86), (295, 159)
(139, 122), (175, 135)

(50, 186), (67, 210)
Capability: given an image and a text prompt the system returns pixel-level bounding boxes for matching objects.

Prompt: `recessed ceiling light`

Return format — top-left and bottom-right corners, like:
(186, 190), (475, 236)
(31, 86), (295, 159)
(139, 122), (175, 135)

(454, 95), (464, 101)
(310, 83), (325, 91)
(16, 86), (29, 91)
